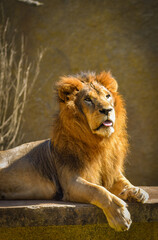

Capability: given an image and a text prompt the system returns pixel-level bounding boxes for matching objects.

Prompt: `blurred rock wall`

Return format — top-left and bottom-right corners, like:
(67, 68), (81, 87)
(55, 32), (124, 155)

(1, 0), (158, 185)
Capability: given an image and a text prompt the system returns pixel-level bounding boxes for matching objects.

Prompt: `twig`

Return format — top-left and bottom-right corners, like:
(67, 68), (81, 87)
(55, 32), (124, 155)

(18, 0), (43, 6)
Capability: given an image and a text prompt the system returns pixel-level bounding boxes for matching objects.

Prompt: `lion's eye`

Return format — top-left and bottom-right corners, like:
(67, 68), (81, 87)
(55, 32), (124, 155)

(106, 94), (111, 99)
(84, 97), (92, 103)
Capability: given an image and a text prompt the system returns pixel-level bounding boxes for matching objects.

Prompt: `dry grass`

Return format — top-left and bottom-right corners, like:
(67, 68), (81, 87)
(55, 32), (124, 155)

(0, 20), (44, 150)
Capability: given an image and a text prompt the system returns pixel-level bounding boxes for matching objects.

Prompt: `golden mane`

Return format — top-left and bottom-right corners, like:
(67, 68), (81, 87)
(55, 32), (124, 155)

(51, 71), (128, 189)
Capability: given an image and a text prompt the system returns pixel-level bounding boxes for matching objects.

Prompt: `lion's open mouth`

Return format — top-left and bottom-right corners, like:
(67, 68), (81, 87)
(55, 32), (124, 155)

(102, 120), (113, 127)
(95, 120), (113, 131)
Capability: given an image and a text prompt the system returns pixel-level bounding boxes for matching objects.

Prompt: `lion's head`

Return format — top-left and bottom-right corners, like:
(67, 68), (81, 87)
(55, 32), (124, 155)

(56, 71), (126, 139)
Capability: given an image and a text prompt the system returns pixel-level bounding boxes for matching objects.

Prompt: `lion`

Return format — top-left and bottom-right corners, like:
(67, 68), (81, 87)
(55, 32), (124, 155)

(0, 71), (149, 231)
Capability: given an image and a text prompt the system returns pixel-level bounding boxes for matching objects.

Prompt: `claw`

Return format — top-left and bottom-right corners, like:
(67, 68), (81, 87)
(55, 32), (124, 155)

(133, 189), (137, 194)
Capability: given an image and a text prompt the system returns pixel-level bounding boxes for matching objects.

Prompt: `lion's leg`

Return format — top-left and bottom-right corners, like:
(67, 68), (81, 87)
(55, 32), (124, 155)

(109, 172), (149, 203)
(61, 175), (132, 232)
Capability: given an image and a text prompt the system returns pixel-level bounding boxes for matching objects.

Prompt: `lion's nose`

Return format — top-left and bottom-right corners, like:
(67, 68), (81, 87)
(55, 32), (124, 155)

(99, 108), (112, 116)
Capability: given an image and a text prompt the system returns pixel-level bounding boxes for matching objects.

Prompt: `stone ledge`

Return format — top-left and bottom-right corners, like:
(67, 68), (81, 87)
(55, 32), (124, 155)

(0, 187), (157, 228)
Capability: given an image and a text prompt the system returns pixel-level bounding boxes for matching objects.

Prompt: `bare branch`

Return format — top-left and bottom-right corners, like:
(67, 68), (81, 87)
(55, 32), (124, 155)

(0, 19), (44, 150)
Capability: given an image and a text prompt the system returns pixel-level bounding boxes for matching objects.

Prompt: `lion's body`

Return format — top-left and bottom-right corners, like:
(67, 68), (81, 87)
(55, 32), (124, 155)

(0, 140), (60, 200)
(0, 71), (149, 231)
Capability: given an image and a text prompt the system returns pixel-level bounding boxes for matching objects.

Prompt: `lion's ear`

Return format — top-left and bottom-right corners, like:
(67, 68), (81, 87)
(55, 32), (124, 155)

(97, 71), (118, 92)
(57, 77), (83, 102)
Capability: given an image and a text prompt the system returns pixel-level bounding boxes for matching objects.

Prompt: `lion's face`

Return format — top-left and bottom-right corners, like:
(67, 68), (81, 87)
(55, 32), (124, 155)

(76, 81), (115, 137)
(57, 72), (118, 138)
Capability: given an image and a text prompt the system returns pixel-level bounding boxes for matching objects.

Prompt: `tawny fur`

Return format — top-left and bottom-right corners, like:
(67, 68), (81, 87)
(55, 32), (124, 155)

(53, 72), (127, 189)
(0, 71), (149, 232)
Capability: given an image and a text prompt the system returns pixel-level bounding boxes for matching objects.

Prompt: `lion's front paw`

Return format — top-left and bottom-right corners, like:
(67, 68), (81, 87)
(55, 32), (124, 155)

(104, 196), (132, 232)
(120, 186), (149, 203)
